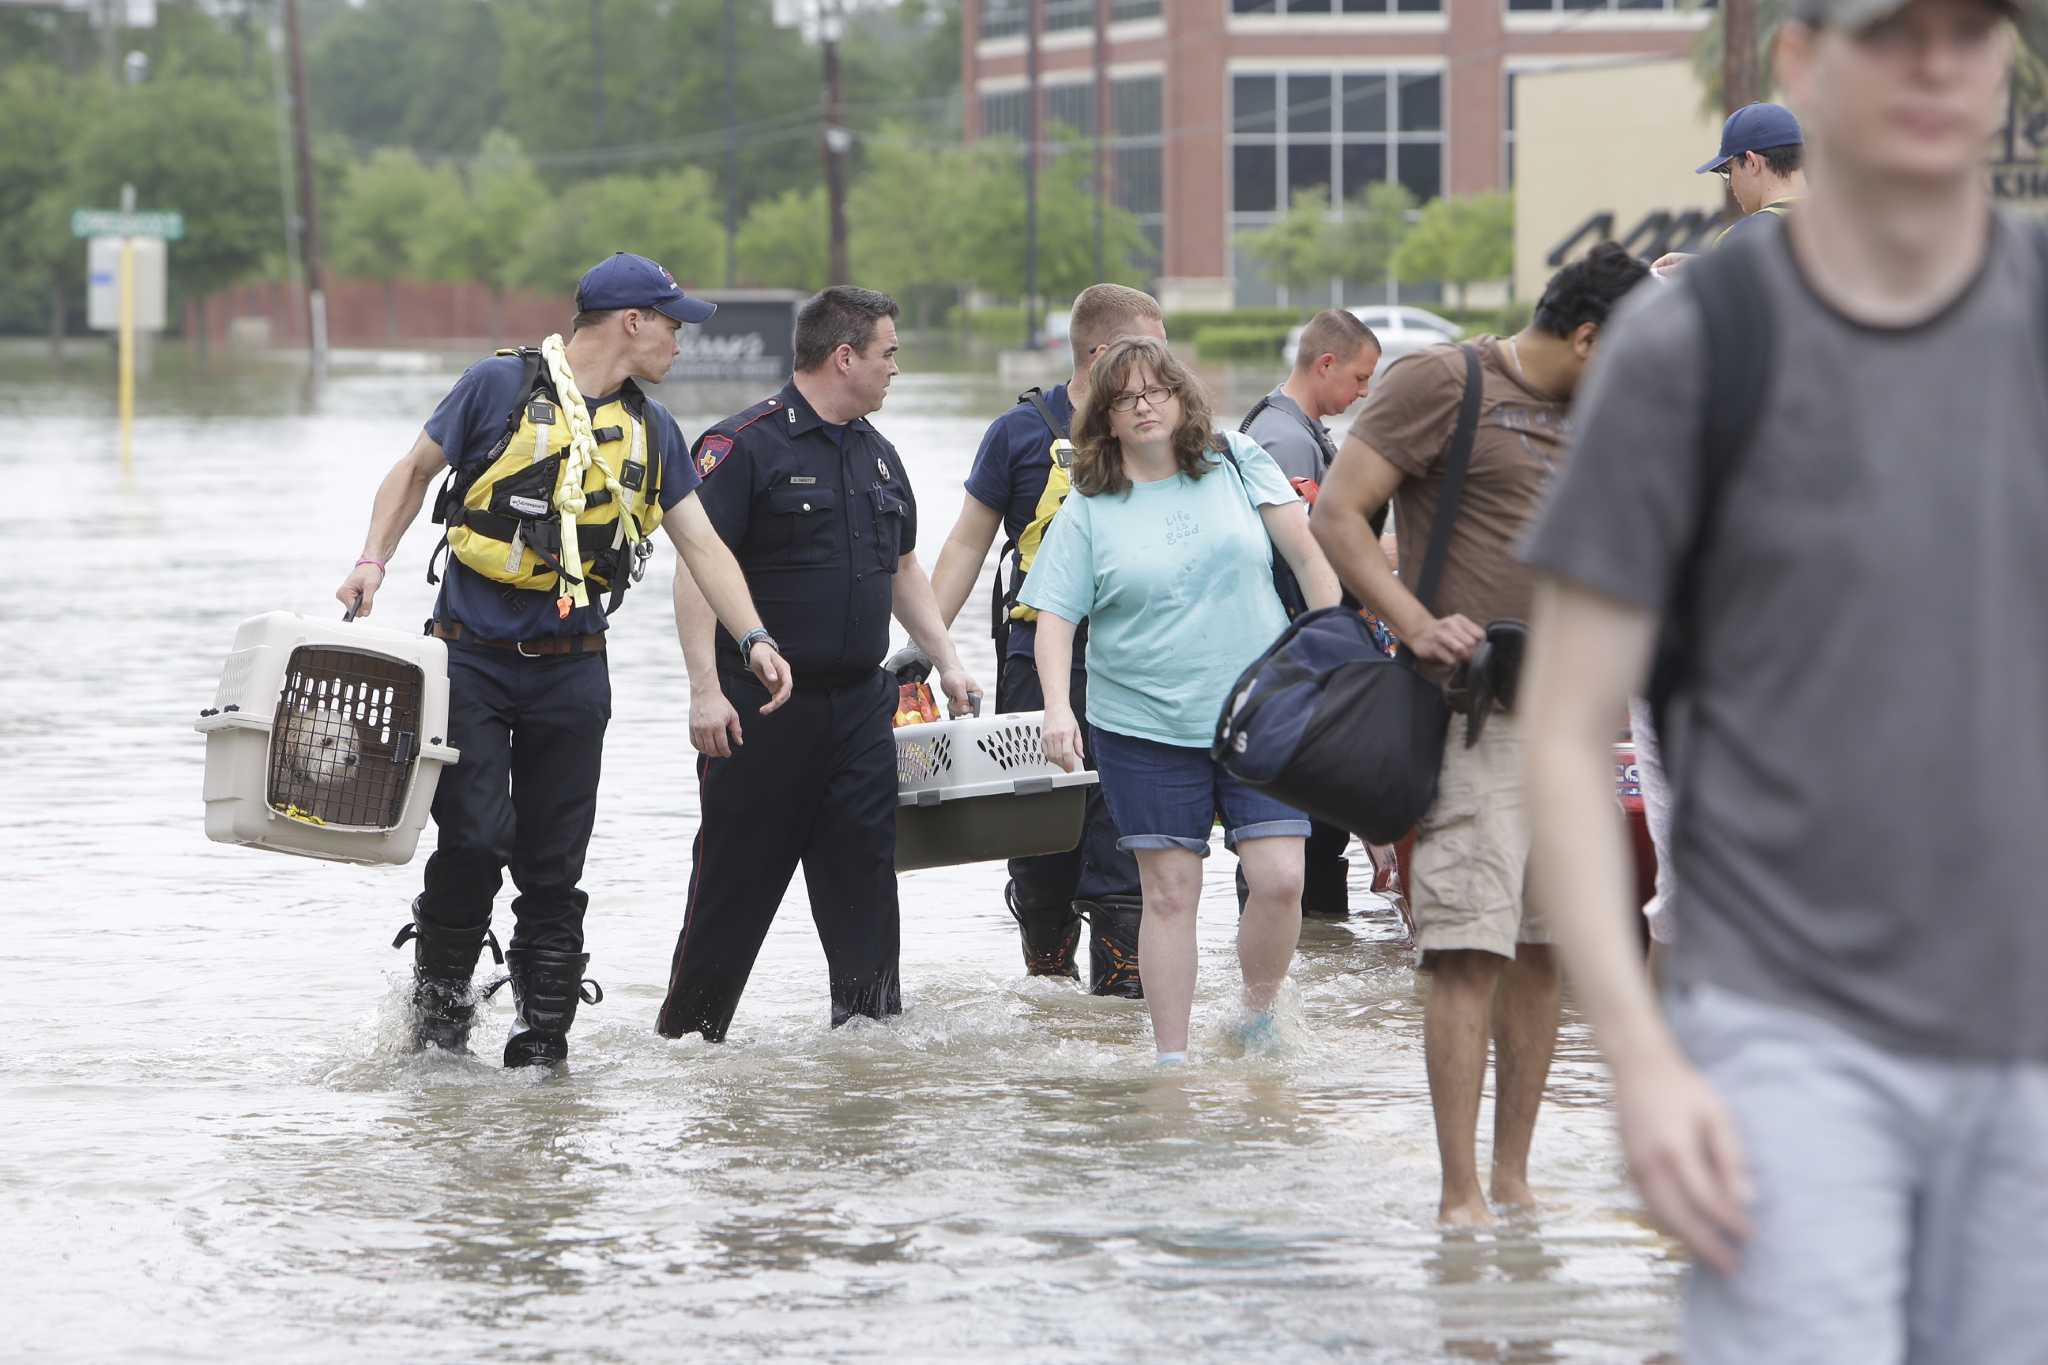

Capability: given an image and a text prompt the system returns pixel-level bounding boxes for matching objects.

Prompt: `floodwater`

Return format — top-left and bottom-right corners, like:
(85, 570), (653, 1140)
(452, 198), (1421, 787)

(0, 340), (1681, 1362)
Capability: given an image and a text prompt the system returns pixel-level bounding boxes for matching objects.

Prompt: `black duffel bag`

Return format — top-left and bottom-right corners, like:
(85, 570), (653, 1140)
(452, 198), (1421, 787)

(1212, 344), (1483, 845)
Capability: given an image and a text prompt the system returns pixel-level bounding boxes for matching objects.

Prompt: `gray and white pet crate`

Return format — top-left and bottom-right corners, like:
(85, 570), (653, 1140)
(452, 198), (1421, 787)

(195, 611), (460, 865)
(894, 712), (1098, 871)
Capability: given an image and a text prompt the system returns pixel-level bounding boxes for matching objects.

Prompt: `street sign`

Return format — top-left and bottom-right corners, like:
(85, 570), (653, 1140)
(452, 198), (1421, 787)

(88, 237), (167, 332)
(71, 208), (184, 241)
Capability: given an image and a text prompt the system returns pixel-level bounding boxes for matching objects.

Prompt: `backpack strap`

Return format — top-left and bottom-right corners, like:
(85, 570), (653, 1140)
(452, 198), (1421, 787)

(1237, 395), (1273, 436)
(1647, 242), (1775, 733)
(1410, 344), (1485, 613)
(1019, 386), (1070, 440)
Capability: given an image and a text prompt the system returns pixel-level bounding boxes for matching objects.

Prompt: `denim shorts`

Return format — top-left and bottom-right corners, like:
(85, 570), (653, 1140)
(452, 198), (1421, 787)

(1090, 725), (1311, 857)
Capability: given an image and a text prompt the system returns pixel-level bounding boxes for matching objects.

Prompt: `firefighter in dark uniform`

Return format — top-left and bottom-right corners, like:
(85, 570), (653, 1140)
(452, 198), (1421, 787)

(657, 286), (981, 1043)
(336, 253), (790, 1068)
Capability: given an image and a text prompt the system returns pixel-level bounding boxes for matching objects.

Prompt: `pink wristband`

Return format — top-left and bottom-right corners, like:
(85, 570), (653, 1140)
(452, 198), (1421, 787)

(356, 558), (386, 571)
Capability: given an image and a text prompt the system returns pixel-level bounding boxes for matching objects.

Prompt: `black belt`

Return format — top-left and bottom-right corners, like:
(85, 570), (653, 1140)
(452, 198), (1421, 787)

(428, 620), (607, 657)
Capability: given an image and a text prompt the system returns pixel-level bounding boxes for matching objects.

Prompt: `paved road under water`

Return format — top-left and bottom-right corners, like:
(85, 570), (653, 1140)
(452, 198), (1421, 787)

(0, 343), (1682, 1362)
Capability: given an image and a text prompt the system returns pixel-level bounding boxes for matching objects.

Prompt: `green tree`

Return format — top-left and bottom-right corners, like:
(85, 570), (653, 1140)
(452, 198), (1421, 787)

(846, 127), (987, 327)
(513, 166), (728, 295)
(0, 63), (94, 346)
(330, 148), (454, 340)
(1236, 188), (1343, 302)
(1329, 181), (1416, 303)
(1392, 192), (1513, 309)
(415, 130), (551, 339)
(66, 74), (282, 316)
(949, 137), (1150, 303)
(311, 0), (507, 159)
(735, 185), (829, 294)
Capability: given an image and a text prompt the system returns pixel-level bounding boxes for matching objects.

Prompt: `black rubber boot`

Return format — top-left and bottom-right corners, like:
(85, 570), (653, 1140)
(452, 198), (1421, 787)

(1303, 856), (1351, 921)
(391, 901), (503, 1054)
(501, 948), (602, 1069)
(1008, 881), (1081, 980)
(1080, 895), (1144, 999)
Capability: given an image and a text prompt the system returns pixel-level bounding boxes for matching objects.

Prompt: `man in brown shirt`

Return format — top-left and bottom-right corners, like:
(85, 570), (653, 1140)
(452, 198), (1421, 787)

(1311, 243), (1649, 1225)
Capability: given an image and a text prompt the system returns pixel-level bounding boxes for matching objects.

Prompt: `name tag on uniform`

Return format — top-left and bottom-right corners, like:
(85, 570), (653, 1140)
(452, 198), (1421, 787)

(788, 475), (817, 485)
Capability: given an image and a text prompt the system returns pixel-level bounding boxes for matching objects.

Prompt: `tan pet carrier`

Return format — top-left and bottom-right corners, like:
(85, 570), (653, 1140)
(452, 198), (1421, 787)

(195, 612), (460, 864)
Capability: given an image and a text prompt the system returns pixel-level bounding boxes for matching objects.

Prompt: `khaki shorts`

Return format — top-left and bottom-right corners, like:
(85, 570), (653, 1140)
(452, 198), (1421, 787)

(1409, 712), (1546, 963)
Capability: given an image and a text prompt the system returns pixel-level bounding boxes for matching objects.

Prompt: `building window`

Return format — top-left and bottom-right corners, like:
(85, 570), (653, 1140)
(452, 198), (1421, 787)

(1047, 82), (1094, 137)
(1230, 69), (1443, 213)
(980, 89), (1029, 141)
(982, 0), (1027, 40)
(1111, 75), (1164, 276)
(1111, 0), (1161, 18)
(1231, 66), (1444, 304)
(1505, 0), (1712, 11)
(1045, 0), (1094, 31)
(1233, 0), (1443, 13)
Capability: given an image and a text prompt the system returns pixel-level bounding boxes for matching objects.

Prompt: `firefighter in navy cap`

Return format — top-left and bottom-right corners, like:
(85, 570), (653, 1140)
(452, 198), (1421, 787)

(336, 252), (791, 1069)
(658, 286), (981, 1042)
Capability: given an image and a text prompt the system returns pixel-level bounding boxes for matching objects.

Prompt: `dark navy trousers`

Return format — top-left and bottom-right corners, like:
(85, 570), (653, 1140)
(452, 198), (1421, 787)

(418, 643), (610, 955)
(657, 665), (901, 1042)
(995, 655), (1140, 911)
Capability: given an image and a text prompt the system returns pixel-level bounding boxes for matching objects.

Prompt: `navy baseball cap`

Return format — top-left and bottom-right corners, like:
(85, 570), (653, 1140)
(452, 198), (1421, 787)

(1789, 0), (2047, 55)
(576, 252), (716, 325)
(1698, 103), (1804, 174)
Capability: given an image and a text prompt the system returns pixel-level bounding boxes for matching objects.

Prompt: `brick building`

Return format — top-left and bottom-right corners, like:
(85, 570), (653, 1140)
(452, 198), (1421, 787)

(961, 0), (1711, 310)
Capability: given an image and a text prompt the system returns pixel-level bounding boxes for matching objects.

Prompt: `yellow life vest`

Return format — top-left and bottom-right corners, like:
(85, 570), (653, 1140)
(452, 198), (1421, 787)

(997, 387), (1076, 629)
(436, 346), (665, 611)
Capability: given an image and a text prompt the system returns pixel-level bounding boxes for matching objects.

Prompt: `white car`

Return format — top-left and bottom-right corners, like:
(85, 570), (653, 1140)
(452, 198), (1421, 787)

(1281, 304), (1463, 365)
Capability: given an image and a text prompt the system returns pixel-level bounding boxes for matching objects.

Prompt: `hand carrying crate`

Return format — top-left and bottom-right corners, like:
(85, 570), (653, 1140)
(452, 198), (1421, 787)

(194, 611), (460, 865)
(894, 711), (1098, 871)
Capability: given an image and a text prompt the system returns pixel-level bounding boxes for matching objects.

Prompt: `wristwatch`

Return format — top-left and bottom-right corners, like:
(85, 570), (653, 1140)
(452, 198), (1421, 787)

(737, 627), (779, 662)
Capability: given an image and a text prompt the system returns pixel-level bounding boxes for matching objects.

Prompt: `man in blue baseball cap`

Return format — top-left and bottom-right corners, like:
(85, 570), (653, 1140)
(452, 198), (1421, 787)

(1653, 103), (1807, 272)
(335, 250), (788, 1071)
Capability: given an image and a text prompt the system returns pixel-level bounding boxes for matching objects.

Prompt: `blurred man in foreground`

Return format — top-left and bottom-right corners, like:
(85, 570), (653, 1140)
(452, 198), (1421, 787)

(1522, 3), (2048, 1360)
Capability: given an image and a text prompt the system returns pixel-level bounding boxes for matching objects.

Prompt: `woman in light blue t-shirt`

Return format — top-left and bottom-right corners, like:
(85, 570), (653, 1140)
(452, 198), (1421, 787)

(1019, 336), (1342, 1064)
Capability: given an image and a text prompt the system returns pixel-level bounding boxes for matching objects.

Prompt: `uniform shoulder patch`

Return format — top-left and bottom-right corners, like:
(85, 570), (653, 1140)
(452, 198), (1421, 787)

(696, 433), (735, 477)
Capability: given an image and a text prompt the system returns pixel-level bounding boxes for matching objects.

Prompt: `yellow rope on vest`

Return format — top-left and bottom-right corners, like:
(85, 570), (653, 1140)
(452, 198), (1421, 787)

(539, 335), (594, 617)
(539, 333), (652, 619)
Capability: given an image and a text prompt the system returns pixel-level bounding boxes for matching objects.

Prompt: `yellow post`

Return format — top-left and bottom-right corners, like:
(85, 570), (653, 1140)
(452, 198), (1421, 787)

(117, 237), (135, 473)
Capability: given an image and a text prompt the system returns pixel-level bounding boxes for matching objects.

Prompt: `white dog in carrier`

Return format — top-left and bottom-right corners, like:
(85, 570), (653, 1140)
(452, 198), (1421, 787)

(275, 702), (365, 798)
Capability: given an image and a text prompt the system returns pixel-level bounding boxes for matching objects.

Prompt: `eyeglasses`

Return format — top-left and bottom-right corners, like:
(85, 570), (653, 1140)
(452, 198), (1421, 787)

(1108, 385), (1177, 413)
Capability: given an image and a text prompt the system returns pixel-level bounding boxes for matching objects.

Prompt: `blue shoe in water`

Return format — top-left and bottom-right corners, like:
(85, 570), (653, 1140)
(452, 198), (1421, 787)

(1232, 1011), (1278, 1053)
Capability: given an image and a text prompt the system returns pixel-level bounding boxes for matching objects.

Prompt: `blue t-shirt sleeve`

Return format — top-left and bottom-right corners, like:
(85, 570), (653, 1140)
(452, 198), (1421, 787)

(424, 356), (527, 470)
(1015, 495), (1094, 623)
(651, 406), (702, 511)
(1224, 430), (1301, 506)
(963, 413), (1015, 515)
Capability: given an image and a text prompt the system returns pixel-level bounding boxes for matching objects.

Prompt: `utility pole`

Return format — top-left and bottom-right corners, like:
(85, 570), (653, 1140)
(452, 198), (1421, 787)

(282, 0), (326, 374)
(820, 0), (851, 287)
(592, 0), (607, 146)
(724, 0), (739, 287)
(1723, 0), (1759, 116)
(1092, 0), (1108, 284)
(1023, 0), (1041, 349)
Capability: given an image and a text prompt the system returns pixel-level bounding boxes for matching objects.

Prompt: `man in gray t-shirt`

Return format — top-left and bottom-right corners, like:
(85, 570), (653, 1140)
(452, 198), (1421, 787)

(1238, 308), (1380, 919)
(1518, 3), (2048, 1361)
(1242, 308), (1381, 486)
